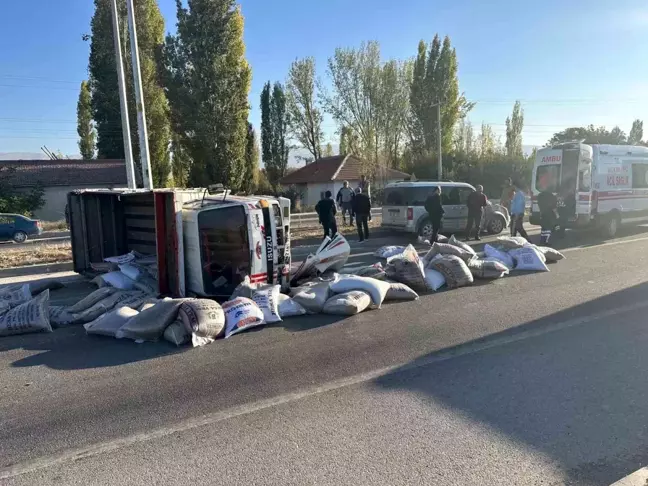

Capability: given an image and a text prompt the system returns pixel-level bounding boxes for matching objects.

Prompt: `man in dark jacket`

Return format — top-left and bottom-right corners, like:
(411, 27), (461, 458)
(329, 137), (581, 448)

(465, 184), (488, 241)
(537, 189), (558, 245)
(315, 190), (337, 238)
(351, 187), (371, 242)
(424, 186), (444, 243)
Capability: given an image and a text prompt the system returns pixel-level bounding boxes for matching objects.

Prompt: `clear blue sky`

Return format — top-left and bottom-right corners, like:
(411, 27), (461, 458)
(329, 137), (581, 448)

(0, 0), (647, 157)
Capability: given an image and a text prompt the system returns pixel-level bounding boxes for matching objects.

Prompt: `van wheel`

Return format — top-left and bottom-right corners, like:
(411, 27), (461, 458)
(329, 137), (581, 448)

(12, 231), (27, 243)
(602, 214), (620, 238)
(487, 215), (506, 235)
(418, 219), (433, 239)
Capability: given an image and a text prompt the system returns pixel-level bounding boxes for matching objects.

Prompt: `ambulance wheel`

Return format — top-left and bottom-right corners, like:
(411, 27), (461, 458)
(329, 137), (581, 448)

(602, 213), (620, 238)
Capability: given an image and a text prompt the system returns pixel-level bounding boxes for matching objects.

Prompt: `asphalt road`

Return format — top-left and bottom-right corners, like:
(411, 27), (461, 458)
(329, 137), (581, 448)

(3, 226), (648, 485)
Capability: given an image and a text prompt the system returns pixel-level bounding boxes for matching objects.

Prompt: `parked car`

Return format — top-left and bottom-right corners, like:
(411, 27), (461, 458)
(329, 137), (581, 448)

(381, 181), (510, 239)
(0, 214), (43, 243)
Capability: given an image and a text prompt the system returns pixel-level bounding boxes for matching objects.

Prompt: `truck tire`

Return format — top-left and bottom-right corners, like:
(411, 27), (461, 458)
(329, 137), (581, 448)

(487, 215), (506, 235)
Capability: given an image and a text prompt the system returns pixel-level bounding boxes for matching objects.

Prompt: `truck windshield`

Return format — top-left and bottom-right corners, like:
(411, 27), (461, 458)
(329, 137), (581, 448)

(536, 165), (560, 193)
(384, 187), (437, 206)
(198, 206), (250, 298)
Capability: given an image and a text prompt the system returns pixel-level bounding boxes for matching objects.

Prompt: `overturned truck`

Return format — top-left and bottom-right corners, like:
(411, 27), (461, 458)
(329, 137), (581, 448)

(67, 189), (292, 300)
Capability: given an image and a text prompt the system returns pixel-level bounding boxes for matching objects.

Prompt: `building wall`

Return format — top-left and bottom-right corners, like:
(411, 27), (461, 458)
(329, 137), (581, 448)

(31, 184), (123, 221)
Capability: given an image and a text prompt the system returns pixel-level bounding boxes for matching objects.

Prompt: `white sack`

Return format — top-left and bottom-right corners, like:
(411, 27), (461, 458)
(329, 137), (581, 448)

(322, 290), (372, 315)
(374, 245), (406, 259)
(428, 255), (474, 289)
(223, 297), (265, 339)
(230, 276), (255, 299)
(423, 242), (473, 264)
(484, 244), (515, 269)
(118, 263), (143, 282)
(72, 291), (146, 325)
(424, 268), (446, 291)
(385, 245), (427, 291)
(163, 320), (190, 347)
(277, 293), (307, 317)
(100, 271), (136, 290)
(178, 299), (225, 346)
(0, 290), (51, 336)
(385, 282), (419, 301)
(467, 258), (509, 279)
(84, 306), (139, 338)
(448, 235), (477, 256)
(536, 246), (565, 262)
(495, 236), (529, 250)
(115, 298), (186, 341)
(509, 246), (549, 272)
(66, 287), (117, 314)
(251, 285), (282, 324)
(0, 284), (32, 309)
(353, 262), (386, 280)
(329, 275), (390, 309)
(291, 281), (331, 314)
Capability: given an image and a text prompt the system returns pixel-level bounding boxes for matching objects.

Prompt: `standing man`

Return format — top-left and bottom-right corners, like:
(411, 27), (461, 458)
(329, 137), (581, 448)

(336, 181), (355, 226)
(315, 191), (337, 239)
(358, 175), (371, 201)
(537, 188), (558, 245)
(510, 182), (529, 239)
(352, 187), (371, 242)
(424, 186), (444, 243)
(465, 185), (488, 241)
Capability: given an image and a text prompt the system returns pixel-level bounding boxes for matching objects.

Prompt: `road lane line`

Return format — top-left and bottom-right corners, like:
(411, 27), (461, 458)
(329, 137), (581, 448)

(562, 235), (648, 253)
(3, 298), (648, 480)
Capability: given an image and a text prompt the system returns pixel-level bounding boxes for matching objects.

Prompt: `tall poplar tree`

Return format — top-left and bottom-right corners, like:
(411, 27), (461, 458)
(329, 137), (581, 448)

(76, 80), (96, 159)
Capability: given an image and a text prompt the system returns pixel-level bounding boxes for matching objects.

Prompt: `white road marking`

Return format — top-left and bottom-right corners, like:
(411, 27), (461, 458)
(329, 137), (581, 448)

(562, 235), (648, 253)
(2, 299), (648, 480)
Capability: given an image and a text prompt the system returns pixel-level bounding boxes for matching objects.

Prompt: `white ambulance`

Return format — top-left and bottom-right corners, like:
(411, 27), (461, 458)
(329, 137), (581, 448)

(530, 142), (648, 237)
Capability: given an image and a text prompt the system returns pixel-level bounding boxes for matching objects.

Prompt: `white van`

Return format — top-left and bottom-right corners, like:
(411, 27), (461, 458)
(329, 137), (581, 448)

(530, 142), (648, 237)
(381, 181), (510, 238)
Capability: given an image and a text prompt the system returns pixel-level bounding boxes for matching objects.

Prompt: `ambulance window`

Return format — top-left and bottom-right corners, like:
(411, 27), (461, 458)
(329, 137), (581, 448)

(536, 165), (560, 192)
(632, 164), (648, 189)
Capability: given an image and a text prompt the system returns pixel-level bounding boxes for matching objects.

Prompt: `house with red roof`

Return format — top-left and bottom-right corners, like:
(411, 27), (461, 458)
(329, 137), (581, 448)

(280, 155), (410, 206)
(1, 159), (127, 221)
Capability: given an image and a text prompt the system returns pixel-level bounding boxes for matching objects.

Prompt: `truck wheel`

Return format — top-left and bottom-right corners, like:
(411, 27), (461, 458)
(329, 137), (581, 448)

(487, 215), (506, 235)
(602, 213), (620, 238)
(12, 231), (27, 243)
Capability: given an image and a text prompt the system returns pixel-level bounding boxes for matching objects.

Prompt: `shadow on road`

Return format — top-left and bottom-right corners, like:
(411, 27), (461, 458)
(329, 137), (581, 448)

(373, 281), (648, 485)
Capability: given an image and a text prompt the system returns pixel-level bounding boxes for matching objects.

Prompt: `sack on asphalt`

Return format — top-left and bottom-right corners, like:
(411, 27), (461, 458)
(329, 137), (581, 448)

(484, 244), (515, 270)
(385, 245), (427, 291)
(0, 290), (51, 337)
(429, 255), (474, 289)
(467, 257), (510, 279)
(277, 293), (307, 317)
(223, 297), (265, 339)
(323, 290), (372, 315)
(329, 275), (390, 309)
(163, 320), (190, 346)
(0, 284), (32, 309)
(230, 276), (255, 300)
(424, 268), (446, 291)
(72, 291), (147, 324)
(28, 279), (64, 296)
(66, 287), (116, 314)
(178, 299), (226, 346)
(423, 242), (473, 264)
(353, 262), (386, 280)
(495, 236), (529, 250)
(448, 235), (477, 256)
(536, 246), (565, 263)
(251, 285), (282, 324)
(509, 246), (549, 272)
(385, 282), (419, 301)
(49, 306), (75, 327)
(116, 298), (188, 342)
(374, 245), (406, 259)
(84, 306), (139, 338)
(291, 281), (332, 314)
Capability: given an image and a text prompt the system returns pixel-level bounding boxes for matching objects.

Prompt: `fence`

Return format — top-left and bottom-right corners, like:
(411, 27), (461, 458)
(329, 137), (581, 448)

(291, 208), (382, 228)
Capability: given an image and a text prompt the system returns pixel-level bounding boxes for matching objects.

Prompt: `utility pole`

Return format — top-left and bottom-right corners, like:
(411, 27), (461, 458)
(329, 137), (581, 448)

(110, 0), (136, 189)
(436, 102), (442, 180)
(126, 0), (153, 189)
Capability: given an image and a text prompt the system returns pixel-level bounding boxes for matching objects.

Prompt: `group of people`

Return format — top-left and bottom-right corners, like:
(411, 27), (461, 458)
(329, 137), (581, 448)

(315, 175), (372, 242)
(424, 178), (530, 244)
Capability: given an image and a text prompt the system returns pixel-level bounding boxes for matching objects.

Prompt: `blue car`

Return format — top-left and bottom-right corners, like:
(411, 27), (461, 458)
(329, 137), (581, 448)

(0, 214), (42, 243)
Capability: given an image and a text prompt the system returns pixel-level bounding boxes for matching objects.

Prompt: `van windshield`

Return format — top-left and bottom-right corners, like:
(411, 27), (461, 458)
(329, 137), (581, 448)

(536, 165), (560, 192)
(384, 186), (437, 206)
(198, 206), (250, 297)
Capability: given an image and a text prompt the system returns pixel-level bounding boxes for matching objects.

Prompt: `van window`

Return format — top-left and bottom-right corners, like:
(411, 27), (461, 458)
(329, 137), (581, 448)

(536, 165), (560, 192)
(632, 164), (648, 189)
(198, 206), (250, 297)
(384, 187), (437, 206)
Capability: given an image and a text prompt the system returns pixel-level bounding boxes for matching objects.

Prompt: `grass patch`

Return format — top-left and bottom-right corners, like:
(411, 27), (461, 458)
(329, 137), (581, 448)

(41, 220), (68, 232)
(0, 243), (72, 269)
(292, 217), (383, 240)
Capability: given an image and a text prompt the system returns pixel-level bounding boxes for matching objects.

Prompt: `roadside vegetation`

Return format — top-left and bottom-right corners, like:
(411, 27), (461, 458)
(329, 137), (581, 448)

(0, 243), (72, 269)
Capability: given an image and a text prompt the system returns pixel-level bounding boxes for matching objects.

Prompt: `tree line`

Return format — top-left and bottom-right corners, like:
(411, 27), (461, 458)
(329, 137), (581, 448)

(77, 1), (646, 197)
